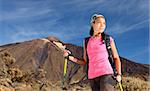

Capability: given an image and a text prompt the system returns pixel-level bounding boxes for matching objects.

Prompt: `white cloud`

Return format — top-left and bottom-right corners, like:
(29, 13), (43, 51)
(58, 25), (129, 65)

(1, 7), (53, 21)
(108, 19), (148, 35)
(0, 0), (54, 21)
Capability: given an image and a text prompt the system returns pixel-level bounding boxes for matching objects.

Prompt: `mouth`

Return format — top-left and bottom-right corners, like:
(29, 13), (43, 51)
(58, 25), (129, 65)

(100, 28), (105, 30)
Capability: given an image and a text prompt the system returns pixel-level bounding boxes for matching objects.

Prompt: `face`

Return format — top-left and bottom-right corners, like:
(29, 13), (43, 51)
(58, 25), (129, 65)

(92, 17), (106, 34)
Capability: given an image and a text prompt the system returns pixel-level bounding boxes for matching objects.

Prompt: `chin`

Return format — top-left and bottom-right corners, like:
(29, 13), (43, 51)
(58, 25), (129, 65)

(100, 29), (105, 32)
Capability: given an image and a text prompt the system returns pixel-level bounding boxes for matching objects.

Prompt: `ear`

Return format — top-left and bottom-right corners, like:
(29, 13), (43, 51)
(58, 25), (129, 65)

(93, 21), (95, 23)
(91, 22), (95, 27)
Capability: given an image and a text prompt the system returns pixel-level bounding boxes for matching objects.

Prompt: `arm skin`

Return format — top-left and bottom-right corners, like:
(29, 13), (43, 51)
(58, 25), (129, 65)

(68, 40), (86, 65)
(110, 39), (122, 75)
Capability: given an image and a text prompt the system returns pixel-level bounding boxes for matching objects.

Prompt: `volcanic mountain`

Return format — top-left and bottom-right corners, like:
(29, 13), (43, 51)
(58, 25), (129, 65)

(0, 36), (149, 91)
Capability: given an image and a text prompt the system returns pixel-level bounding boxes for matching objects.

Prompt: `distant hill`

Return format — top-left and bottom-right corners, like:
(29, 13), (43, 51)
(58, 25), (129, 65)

(0, 36), (149, 91)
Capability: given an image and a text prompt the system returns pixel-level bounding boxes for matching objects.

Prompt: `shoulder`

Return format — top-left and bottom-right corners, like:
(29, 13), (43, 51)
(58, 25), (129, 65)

(84, 36), (91, 42)
(103, 33), (114, 43)
(109, 36), (114, 42)
(83, 36), (91, 48)
(84, 36), (91, 40)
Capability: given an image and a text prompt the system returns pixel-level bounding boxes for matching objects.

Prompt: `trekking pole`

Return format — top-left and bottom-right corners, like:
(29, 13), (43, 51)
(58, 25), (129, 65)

(63, 58), (67, 78)
(51, 41), (69, 90)
(61, 57), (68, 90)
(115, 74), (123, 91)
(118, 82), (123, 91)
(113, 71), (123, 91)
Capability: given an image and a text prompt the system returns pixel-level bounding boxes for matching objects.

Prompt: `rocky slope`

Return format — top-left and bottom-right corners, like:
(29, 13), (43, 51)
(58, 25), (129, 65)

(0, 36), (149, 91)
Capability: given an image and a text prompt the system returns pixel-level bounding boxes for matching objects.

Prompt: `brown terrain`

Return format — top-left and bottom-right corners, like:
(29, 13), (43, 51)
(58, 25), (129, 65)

(0, 36), (149, 91)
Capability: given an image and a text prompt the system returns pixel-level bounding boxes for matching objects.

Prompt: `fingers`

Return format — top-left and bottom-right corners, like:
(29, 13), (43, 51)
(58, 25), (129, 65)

(66, 50), (71, 54)
(63, 50), (77, 63)
(63, 51), (68, 57)
(63, 50), (70, 57)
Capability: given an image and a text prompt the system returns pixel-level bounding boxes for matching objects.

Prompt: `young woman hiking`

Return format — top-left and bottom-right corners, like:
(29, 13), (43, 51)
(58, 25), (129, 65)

(64, 13), (122, 91)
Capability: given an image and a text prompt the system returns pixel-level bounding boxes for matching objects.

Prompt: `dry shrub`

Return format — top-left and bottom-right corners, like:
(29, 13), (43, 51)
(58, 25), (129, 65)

(0, 51), (16, 66)
(115, 76), (150, 91)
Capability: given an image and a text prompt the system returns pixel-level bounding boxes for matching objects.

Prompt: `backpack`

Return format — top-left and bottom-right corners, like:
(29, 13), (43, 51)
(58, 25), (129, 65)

(84, 32), (118, 79)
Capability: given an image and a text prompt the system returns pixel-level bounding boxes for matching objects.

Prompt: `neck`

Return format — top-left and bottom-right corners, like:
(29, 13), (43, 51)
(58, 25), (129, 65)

(93, 32), (101, 38)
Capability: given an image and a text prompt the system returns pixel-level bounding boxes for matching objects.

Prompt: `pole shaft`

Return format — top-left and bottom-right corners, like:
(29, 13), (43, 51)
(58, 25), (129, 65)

(119, 82), (123, 91)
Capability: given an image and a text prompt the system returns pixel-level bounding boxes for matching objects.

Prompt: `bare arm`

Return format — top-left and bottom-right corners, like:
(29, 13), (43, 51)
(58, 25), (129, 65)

(110, 39), (122, 75)
(68, 40), (86, 65)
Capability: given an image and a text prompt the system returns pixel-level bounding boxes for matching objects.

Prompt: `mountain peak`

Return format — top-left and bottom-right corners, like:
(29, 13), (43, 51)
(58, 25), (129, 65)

(0, 36), (149, 91)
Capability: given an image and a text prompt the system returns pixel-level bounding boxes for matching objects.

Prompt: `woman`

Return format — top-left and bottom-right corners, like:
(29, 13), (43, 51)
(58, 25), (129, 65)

(64, 13), (122, 91)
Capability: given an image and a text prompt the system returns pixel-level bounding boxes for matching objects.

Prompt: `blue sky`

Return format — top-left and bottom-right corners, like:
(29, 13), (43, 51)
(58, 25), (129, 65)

(0, 0), (149, 64)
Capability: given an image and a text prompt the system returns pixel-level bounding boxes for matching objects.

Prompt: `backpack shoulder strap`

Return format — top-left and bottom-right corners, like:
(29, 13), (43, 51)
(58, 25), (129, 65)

(84, 37), (90, 50)
(102, 33), (118, 76)
(103, 33), (112, 55)
(84, 37), (90, 79)
(84, 36), (90, 63)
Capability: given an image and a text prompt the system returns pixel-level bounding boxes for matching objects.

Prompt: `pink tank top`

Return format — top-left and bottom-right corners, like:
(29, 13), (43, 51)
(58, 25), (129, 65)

(87, 36), (114, 79)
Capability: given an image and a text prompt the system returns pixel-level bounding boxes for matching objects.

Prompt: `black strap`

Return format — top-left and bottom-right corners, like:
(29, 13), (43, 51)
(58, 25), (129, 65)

(84, 37), (90, 79)
(101, 33), (118, 76)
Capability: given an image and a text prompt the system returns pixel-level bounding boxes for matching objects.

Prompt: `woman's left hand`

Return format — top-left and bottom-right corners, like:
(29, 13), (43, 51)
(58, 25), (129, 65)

(116, 75), (122, 82)
(63, 50), (71, 57)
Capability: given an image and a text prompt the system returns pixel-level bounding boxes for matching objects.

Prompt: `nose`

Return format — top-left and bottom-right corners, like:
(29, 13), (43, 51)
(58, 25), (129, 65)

(100, 23), (103, 27)
(101, 22), (105, 27)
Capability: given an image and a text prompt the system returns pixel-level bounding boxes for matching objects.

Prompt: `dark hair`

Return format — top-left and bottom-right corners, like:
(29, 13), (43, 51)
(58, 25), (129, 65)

(89, 26), (94, 36)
